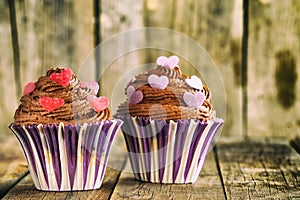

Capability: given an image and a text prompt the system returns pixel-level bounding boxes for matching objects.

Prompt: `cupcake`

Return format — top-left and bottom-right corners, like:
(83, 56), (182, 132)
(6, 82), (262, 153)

(115, 56), (224, 184)
(9, 67), (122, 191)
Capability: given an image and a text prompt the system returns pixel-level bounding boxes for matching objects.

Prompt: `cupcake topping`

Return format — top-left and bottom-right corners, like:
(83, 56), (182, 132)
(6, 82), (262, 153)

(148, 74), (169, 90)
(183, 91), (205, 108)
(14, 67), (111, 125)
(116, 55), (216, 121)
(39, 96), (65, 112)
(49, 68), (73, 87)
(127, 86), (144, 104)
(156, 55), (179, 69)
(23, 82), (36, 95)
(185, 75), (203, 91)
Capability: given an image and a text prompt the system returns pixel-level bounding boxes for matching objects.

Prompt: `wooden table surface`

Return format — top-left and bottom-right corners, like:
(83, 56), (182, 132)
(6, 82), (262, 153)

(1, 136), (300, 200)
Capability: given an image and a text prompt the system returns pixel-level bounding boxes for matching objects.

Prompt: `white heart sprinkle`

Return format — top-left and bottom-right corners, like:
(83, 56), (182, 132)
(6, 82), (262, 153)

(148, 74), (169, 90)
(156, 55), (179, 69)
(183, 92), (205, 108)
(185, 75), (203, 90)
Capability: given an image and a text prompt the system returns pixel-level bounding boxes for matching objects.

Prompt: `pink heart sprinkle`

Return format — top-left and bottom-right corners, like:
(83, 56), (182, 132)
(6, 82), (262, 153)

(80, 81), (99, 95)
(156, 55), (179, 69)
(127, 85), (136, 99)
(129, 90), (143, 104)
(183, 92), (205, 108)
(185, 75), (203, 90)
(87, 95), (109, 112)
(39, 97), (64, 112)
(148, 74), (169, 90)
(49, 68), (73, 87)
(23, 82), (36, 95)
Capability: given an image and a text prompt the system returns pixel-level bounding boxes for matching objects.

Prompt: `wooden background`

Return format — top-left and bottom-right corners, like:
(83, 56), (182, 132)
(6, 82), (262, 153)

(0, 0), (299, 141)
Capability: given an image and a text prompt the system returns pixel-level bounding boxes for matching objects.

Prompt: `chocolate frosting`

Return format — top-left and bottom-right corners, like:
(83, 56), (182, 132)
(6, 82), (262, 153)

(14, 68), (111, 125)
(115, 64), (216, 121)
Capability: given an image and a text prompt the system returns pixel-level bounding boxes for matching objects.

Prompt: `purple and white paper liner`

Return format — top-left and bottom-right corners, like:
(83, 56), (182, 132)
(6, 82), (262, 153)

(9, 120), (122, 191)
(120, 117), (223, 184)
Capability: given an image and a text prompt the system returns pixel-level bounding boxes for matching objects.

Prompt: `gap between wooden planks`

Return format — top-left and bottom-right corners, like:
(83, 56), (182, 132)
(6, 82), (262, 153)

(0, 136), (28, 199)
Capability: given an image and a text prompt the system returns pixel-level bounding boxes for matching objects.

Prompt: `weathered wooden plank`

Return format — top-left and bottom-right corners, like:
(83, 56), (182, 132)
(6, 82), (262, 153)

(290, 137), (300, 155)
(0, 161), (28, 199)
(8, 0), (21, 100)
(98, 0), (144, 98)
(14, 0), (95, 76)
(0, 1), (17, 133)
(2, 166), (123, 200)
(110, 151), (224, 200)
(248, 0), (300, 138)
(217, 137), (300, 199)
(0, 137), (24, 177)
(0, 136), (28, 199)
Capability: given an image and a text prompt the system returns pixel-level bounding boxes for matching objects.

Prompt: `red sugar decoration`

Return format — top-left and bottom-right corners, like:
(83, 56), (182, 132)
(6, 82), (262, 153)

(23, 82), (36, 95)
(39, 97), (64, 112)
(49, 68), (73, 87)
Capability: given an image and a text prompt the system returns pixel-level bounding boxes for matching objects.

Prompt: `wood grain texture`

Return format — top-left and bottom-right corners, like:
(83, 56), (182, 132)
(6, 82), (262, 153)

(14, 0), (94, 76)
(0, 0), (95, 136)
(99, 0), (144, 96)
(290, 136), (300, 155)
(2, 166), (123, 200)
(0, 1), (17, 133)
(248, 0), (300, 138)
(217, 137), (300, 199)
(0, 136), (27, 198)
(8, 0), (21, 100)
(0, 162), (28, 199)
(2, 137), (300, 199)
(110, 151), (225, 200)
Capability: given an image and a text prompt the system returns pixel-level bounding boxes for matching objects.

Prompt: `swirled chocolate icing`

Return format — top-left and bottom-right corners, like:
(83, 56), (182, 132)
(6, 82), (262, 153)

(115, 56), (216, 121)
(14, 68), (111, 125)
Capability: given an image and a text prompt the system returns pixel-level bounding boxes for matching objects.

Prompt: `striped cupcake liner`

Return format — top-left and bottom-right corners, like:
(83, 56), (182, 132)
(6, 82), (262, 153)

(9, 120), (122, 191)
(120, 117), (223, 183)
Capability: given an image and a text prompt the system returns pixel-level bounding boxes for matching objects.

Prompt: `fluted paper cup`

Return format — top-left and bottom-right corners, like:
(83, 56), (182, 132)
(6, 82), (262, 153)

(119, 116), (223, 184)
(9, 120), (122, 191)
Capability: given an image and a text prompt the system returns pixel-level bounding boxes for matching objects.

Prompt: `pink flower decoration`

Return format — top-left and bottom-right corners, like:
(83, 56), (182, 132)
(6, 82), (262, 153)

(87, 95), (109, 112)
(39, 97), (64, 112)
(49, 68), (73, 87)
(148, 74), (169, 90)
(185, 75), (203, 90)
(127, 86), (143, 104)
(183, 92), (205, 108)
(80, 81), (99, 95)
(23, 82), (36, 95)
(156, 55), (179, 69)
